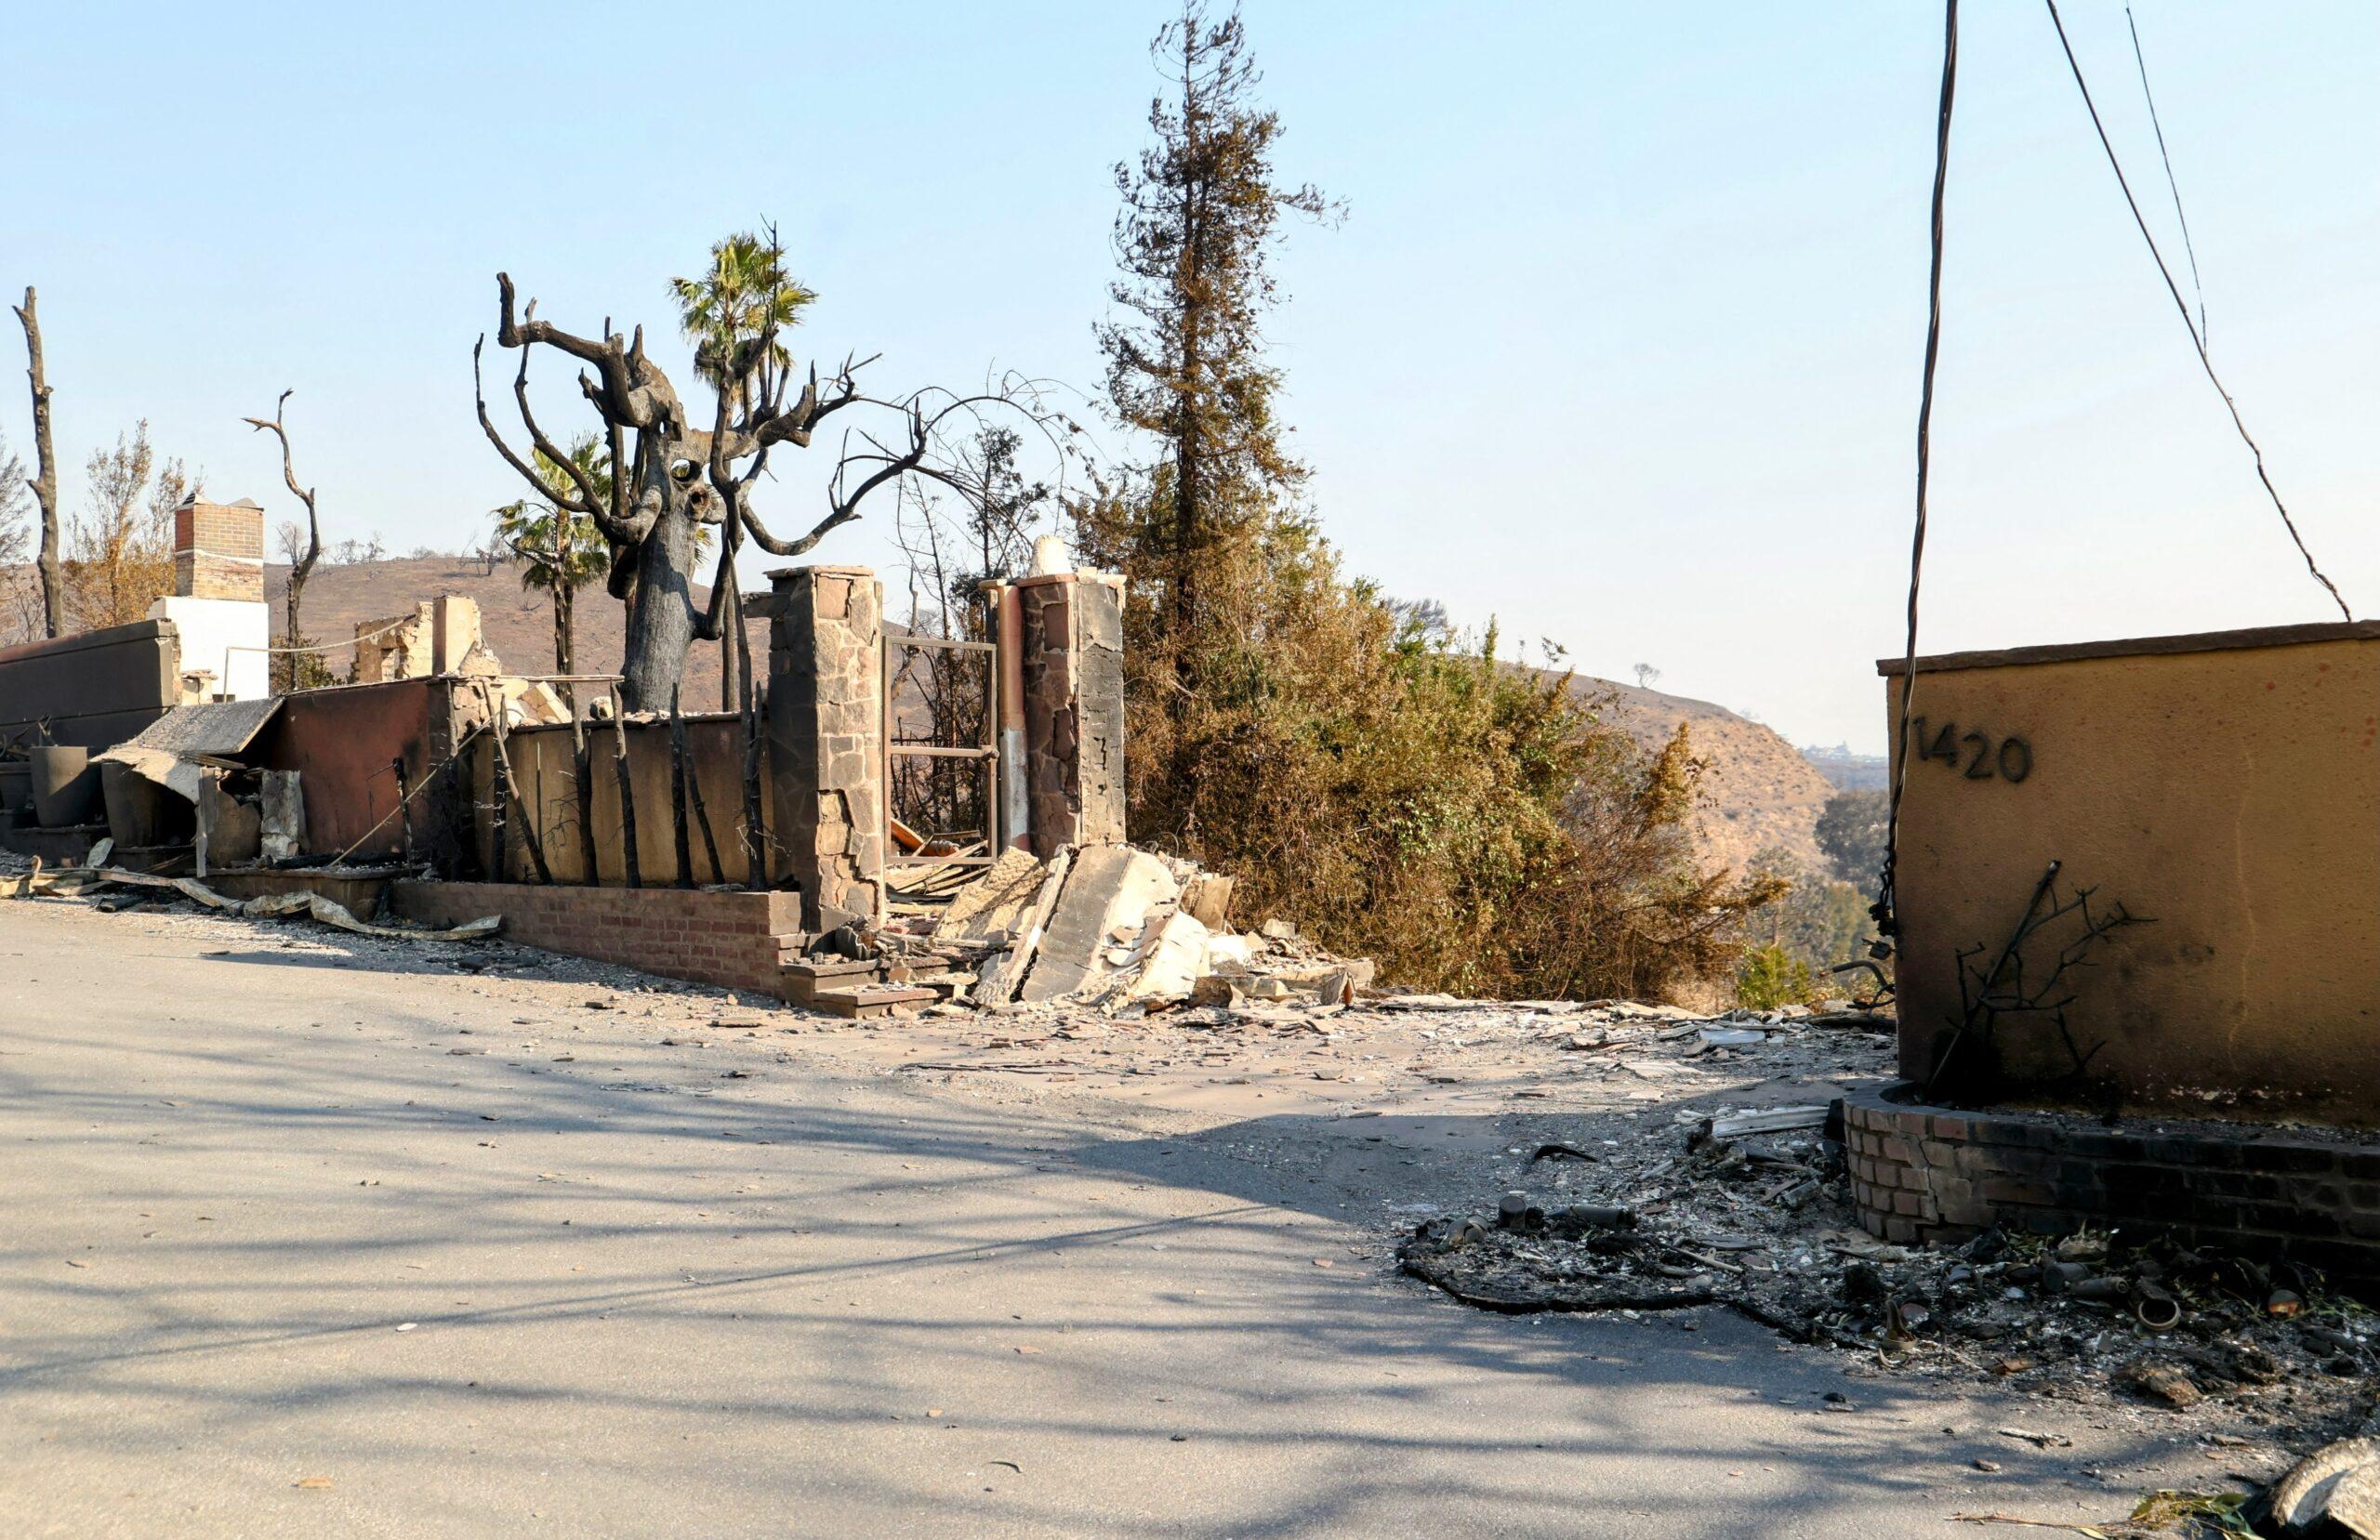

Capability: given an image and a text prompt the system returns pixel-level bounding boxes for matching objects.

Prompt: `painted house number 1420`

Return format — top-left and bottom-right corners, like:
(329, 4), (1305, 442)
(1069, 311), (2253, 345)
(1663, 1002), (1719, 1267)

(1905, 717), (2033, 783)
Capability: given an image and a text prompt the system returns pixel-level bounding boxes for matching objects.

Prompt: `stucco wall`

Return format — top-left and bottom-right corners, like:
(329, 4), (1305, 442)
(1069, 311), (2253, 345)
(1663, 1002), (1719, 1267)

(150, 596), (271, 701)
(1884, 624), (2380, 1125)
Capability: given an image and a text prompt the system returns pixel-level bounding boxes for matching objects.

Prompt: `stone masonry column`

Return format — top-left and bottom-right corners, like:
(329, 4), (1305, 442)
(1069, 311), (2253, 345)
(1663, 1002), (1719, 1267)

(1015, 569), (1126, 859)
(765, 565), (887, 930)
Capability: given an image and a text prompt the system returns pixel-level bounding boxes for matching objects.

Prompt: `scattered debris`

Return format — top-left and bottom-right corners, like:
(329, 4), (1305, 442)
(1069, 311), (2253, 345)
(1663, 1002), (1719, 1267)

(893, 841), (1376, 1017)
(72, 865), (497, 942)
(1397, 1066), (2376, 1445)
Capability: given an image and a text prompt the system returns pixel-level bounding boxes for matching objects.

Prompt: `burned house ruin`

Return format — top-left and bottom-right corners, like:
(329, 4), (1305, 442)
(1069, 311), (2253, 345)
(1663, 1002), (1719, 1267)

(0, 525), (1131, 1018)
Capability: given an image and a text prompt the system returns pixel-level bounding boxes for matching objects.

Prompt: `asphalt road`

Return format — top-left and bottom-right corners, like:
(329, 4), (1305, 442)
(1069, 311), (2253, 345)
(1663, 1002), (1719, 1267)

(0, 900), (2212, 1537)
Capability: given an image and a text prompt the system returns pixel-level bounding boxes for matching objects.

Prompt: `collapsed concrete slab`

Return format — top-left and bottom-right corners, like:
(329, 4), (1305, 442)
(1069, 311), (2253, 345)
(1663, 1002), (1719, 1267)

(918, 841), (1370, 1015)
(1017, 844), (1179, 1004)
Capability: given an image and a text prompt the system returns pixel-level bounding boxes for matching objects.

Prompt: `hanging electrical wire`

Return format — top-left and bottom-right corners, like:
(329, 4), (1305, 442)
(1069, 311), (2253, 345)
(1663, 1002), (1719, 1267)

(2125, 7), (2207, 347)
(1872, 0), (1961, 945)
(2043, 0), (2352, 623)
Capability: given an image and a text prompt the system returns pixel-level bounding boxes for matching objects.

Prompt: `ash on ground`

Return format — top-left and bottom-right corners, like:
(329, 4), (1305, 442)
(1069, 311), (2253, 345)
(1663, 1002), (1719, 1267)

(1402, 1084), (2379, 1452)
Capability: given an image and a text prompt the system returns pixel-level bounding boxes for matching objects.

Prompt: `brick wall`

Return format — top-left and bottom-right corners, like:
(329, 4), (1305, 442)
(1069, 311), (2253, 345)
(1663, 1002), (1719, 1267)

(390, 880), (806, 997)
(172, 499), (265, 602)
(1845, 1086), (2380, 1282)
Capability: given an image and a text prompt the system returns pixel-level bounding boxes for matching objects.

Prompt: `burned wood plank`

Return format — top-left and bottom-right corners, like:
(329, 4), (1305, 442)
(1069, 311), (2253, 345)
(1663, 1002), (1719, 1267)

(486, 698), (552, 885)
(570, 715), (600, 886)
(668, 686), (694, 890)
(608, 686), (641, 889)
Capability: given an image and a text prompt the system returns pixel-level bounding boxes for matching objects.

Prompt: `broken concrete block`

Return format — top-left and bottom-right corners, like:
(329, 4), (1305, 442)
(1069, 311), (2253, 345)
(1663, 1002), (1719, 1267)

(196, 776), (262, 868)
(935, 847), (1047, 946)
(1181, 873), (1234, 929)
(1189, 974), (1242, 1007)
(1112, 910), (1212, 1008)
(259, 770), (304, 862)
(1206, 934), (1256, 969)
(1020, 845), (1180, 1004)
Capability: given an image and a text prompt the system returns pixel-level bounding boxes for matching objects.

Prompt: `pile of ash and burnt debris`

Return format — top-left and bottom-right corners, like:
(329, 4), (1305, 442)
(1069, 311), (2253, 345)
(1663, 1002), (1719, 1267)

(1401, 1098), (2379, 1445)
(874, 843), (1371, 1016)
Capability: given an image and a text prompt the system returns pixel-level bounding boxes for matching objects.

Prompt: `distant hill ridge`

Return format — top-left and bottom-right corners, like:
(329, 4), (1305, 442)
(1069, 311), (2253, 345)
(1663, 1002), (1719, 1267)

(1552, 674), (1835, 875)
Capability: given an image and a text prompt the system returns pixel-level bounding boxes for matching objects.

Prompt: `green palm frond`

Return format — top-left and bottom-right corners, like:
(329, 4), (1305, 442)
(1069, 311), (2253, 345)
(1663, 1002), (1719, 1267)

(671, 231), (817, 382)
(489, 431), (612, 593)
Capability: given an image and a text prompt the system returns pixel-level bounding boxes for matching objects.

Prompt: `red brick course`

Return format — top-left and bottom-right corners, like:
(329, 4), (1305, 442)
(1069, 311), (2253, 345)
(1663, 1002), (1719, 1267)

(391, 880), (804, 997)
(1844, 1086), (2380, 1282)
(171, 500), (265, 601)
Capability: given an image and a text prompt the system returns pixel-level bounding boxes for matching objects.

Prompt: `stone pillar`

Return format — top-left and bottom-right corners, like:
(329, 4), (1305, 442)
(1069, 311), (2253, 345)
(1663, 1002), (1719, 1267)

(765, 565), (887, 930)
(1015, 570), (1126, 859)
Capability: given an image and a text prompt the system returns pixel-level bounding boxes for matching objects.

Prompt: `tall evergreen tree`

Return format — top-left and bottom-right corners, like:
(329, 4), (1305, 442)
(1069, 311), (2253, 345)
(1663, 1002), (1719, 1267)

(1087, 1), (1338, 823)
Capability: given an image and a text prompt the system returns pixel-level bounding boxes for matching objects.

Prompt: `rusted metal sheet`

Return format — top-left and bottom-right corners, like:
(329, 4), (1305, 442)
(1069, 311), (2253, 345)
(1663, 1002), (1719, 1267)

(247, 679), (443, 862)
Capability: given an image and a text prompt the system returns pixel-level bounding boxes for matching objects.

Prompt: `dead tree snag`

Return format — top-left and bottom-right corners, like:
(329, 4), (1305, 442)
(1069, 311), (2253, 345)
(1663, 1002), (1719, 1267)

(476, 240), (1064, 711)
(11, 288), (61, 638)
(245, 390), (321, 687)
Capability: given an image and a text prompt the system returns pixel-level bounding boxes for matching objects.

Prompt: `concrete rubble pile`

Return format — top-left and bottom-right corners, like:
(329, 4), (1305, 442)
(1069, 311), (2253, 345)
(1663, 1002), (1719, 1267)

(879, 843), (1371, 1015)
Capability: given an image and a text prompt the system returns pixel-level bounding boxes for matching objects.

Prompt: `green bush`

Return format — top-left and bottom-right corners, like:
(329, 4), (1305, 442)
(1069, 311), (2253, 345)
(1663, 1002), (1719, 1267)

(1077, 496), (1780, 1000)
(1736, 943), (1817, 1011)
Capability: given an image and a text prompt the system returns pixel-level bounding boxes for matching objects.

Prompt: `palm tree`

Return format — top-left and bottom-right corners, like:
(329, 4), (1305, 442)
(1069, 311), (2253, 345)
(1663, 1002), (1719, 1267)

(670, 230), (817, 412)
(670, 230), (815, 704)
(493, 433), (613, 699)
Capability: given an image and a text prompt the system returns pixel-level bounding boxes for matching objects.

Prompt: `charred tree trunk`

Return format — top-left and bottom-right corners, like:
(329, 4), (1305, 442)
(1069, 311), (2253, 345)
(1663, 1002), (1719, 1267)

(12, 289), (61, 638)
(245, 391), (321, 686)
(619, 508), (701, 709)
(478, 266), (1051, 717)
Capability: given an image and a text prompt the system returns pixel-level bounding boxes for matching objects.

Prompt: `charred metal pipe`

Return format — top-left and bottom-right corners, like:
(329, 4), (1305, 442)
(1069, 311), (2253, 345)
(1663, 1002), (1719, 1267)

(1554, 1204), (1637, 1231)
(2039, 1260), (2090, 1294)
(2130, 1279), (2183, 1334)
(2067, 1276), (2129, 1303)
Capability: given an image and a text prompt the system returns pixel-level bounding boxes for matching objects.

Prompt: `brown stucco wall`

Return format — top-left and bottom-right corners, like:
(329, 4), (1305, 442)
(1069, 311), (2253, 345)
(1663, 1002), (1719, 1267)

(1883, 625), (2380, 1125)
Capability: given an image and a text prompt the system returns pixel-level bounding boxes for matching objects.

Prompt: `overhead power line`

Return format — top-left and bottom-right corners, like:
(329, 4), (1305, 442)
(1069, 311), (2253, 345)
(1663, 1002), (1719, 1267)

(2043, 0), (2352, 622)
(2125, 7), (2207, 347)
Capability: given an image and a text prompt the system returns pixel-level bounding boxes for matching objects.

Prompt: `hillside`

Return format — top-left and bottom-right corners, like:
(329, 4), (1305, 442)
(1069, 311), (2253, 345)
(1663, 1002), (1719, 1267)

(265, 556), (767, 711)
(1566, 676), (1836, 877)
(265, 559), (1831, 876)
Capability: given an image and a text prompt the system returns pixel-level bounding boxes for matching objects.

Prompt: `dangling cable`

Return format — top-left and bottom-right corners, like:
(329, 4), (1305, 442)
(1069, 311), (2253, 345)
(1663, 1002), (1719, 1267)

(2043, 0), (2351, 622)
(2125, 6), (2207, 349)
(1874, 0), (1960, 944)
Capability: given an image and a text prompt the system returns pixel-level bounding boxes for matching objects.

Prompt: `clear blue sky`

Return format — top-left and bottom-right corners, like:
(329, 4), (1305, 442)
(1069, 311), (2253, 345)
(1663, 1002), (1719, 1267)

(7, 3), (2374, 751)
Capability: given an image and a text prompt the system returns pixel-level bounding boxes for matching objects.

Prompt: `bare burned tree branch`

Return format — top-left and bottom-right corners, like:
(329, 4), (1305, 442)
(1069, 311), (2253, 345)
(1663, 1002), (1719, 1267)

(243, 389), (323, 690)
(1925, 860), (2150, 1100)
(480, 239), (1074, 710)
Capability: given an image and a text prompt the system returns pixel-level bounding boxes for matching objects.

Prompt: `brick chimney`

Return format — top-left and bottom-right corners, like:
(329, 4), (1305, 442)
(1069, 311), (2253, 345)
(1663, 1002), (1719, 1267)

(172, 495), (266, 602)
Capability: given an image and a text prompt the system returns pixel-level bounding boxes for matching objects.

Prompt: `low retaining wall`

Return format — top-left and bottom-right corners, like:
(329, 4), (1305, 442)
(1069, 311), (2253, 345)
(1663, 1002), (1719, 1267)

(1844, 1085), (2380, 1282)
(391, 880), (804, 998)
